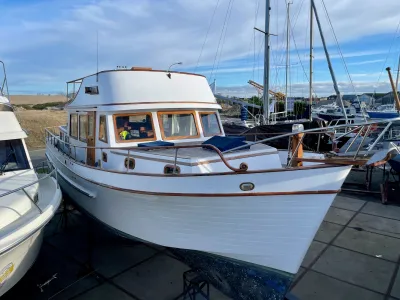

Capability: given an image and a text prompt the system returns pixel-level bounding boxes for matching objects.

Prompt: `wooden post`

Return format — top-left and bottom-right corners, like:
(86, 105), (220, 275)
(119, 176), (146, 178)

(291, 132), (304, 167)
(386, 67), (400, 112)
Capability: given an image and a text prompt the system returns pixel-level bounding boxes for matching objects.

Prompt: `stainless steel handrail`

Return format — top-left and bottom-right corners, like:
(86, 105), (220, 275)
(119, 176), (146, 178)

(45, 128), (247, 173)
(0, 167), (58, 214)
(45, 117), (399, 174)
(223, 117), (400, 154)
(0, 169), (57, 198)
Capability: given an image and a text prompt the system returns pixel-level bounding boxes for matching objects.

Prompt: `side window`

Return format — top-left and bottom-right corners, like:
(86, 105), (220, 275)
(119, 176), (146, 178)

(199, 112), (222, 136)
(79, 115), (88, 142)
(70, 114), (78, 139)
(99, 115), (108, 143)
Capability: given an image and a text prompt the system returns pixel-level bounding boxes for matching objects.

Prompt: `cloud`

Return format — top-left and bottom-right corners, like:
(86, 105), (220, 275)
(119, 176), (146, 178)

(0, 0), (399, 95)
(347, 59), (385, 66)
(216, 80), (392, 98)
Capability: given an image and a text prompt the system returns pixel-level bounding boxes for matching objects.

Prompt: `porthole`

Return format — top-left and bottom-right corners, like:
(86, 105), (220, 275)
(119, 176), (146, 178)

(164, 164), (180, 174)
(240, 182), (254, 191)
(125, 158), (135, 170)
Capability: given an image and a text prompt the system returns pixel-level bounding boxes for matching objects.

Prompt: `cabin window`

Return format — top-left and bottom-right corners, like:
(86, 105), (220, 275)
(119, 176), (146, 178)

(70, 114), (78, 139)
(113, 113), (155, 142)
(199, 112), (222, 136)
(158, 111), (199, 140)
(0, 139), (29, 172)
(99, 115), (108, 143)
(79, 115), (88, 142)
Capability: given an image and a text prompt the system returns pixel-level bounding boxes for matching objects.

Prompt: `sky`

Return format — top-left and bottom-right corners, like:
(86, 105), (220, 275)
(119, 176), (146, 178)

(0, 0), (399, 97)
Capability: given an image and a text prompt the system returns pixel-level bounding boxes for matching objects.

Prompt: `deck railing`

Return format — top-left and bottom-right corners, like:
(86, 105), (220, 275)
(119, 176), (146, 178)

(0, 163), (58, 214)
(45, 117), (400, 175)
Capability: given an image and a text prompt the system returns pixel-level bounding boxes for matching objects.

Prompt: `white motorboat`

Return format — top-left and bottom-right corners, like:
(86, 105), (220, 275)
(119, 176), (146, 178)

(44, 66), (396, 299)
(0, 63), (62, 296)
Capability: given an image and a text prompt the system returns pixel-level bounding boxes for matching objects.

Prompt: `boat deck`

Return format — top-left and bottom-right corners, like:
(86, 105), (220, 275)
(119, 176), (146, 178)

(123, 142), (274, 160)
(4, 154), (400, 300)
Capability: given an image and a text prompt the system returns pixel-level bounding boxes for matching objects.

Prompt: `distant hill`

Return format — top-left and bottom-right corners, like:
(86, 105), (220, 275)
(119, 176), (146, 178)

(9, 95), (67, 105)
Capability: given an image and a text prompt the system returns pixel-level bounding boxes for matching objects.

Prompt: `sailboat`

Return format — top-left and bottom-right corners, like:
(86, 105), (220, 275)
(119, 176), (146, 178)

(220, 0), (366, 154)
(0, 61), (62, 296)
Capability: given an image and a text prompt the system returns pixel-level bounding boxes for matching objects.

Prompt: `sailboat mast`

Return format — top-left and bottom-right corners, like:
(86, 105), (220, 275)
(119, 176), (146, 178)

(311, 0), (348, 122)
(309, 0), (314, 121)
(263, 0), (271, 124)
(285, 2), (292, 118)
(396, 54), (400, 93)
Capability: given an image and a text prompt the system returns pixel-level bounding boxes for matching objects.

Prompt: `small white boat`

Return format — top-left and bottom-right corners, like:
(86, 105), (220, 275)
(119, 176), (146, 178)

(0, 67), (62, 296)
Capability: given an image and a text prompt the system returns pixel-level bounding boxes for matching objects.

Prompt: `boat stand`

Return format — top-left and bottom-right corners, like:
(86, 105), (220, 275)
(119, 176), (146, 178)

(178, 269), (299, 300)
(181, 269), (210, 300)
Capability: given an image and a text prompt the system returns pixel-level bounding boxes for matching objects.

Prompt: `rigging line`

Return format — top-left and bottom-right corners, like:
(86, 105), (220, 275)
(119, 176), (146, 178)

(246, 0), (260, 68)
(209, 0), (233, 81)
(214, 0), (235, 77)
(272, 0), (305, 93)
(320, 0), (365, 119)
(195, 0), (221, 72)
(290, 20), (317, 96)
(377, 19), (400, 85)
(252, 0), (261, 80)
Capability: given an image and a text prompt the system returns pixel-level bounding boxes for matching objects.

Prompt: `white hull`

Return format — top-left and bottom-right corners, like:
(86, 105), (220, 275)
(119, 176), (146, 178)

(0, 175), (62, 296)
(48, 146), (350, 275)
(0, 230), (43, 296)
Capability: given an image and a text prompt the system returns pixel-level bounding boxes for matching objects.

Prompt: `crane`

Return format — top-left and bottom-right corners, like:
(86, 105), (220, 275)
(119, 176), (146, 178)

(248, 80), (286, 101)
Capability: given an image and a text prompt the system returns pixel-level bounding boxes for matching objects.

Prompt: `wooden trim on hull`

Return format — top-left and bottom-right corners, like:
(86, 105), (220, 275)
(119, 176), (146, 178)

(48, 152), (341, 197)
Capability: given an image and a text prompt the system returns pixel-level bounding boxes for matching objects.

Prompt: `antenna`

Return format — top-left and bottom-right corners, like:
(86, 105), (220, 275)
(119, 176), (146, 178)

(96, 30), (99, 82)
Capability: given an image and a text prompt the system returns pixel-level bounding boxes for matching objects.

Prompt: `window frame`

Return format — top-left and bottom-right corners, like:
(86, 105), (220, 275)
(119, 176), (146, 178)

(113, 112), (157, 143)
(98, 115), (108, 143)
(198, 111), (222, 137)
(157, 110), (200, 140)
(69, 113), (78, 139)
(79, 114), (88, 143)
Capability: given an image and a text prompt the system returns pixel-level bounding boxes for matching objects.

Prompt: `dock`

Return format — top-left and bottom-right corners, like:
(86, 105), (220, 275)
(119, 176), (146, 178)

(4, 153), (400, 300)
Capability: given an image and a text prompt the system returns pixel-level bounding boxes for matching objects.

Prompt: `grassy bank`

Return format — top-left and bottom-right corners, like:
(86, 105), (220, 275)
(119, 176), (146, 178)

(15, 110), (67, 149)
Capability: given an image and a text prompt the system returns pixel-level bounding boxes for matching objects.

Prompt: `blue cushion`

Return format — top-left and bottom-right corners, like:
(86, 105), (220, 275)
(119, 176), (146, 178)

(202, 136), (249, 152)
(138, 141), (174, 148)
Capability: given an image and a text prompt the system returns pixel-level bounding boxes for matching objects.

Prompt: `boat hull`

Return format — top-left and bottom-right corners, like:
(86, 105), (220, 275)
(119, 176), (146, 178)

(0, 230), (43, 297)
(367, 111), (399, 119)
(47, 145), (351, 298)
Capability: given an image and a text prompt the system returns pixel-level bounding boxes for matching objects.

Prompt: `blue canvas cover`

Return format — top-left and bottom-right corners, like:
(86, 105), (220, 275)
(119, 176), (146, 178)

(202, 136), (249, 152)
(138, 141), (174, 148)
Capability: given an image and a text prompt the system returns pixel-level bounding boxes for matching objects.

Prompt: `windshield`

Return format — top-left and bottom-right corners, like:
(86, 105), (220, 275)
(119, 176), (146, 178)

(0, 139), (29, 173)
(158, 112), (199, 140)
(114, 113), (155, 142)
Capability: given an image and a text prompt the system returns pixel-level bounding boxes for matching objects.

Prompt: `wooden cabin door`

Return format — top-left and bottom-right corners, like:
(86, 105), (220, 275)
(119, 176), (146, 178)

(87, 112), (96, 166)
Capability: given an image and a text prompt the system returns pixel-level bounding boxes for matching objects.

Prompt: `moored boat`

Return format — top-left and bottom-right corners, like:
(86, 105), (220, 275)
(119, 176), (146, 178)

(0, 70), (62, 296)
(44, 66), (387, 299)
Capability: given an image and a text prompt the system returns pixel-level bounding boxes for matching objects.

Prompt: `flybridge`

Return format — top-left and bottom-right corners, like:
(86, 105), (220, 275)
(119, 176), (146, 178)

(65, 68), (221, 110)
